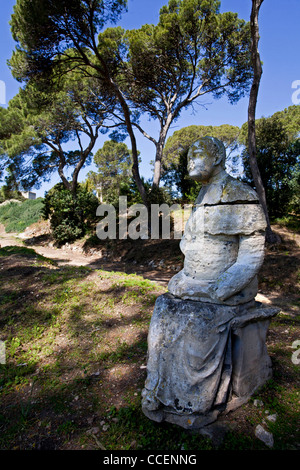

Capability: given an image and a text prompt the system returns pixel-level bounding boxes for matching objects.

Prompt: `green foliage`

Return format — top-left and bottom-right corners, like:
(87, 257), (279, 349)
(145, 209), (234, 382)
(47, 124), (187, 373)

(286, 150), (300, 216)
(126, 1), (252, 110)
(162, 147), (202, 203)
(87, 140), (133, 205)
(0, 246), (37, 257)
(0, 245), (55, 266)
(0, 238), (299, 450)
(0, 73), (112, 194)
(241, 113), (300, 218)
(163, 124), (241, 165)
(9, 0), (127, 78)
(119, 177), (151, 205)
(272, 215), (300, 233)
(118, 177), (173, 207)
(1, 38), (122, 193)
(104, 404), (213, 450)
(8, 0), (252, 202)
(123, 0), (252, 190)
(0, 198), (44, 233)
(0, 186), (24, 204)
(162, 124), (241, 202)
(42, 183), (99, 244)
(272, 105), (300, 141)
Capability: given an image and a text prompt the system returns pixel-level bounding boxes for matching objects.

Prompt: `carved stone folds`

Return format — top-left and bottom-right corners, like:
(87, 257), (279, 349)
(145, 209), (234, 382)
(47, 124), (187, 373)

(142, 137), (279, 430)
(142, 294), (278, 429)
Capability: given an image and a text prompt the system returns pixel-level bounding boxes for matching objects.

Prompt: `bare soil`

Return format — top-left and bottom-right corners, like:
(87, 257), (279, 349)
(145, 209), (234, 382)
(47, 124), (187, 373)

(1, 221), (299, 295)
(0, 221), (299, 450)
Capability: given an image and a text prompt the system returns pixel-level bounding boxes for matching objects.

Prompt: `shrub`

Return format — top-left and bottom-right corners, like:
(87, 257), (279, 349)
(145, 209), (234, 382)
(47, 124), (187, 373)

(0, 198), (44, 232)
(42, 183), (99, 245)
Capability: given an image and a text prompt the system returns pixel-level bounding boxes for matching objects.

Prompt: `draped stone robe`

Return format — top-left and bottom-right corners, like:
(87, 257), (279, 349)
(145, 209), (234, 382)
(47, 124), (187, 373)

(141, 174), (277, 429)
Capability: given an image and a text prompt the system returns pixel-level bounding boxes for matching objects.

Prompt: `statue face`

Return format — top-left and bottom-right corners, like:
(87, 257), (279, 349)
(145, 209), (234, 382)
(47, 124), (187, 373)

(187, 142), (217, 182)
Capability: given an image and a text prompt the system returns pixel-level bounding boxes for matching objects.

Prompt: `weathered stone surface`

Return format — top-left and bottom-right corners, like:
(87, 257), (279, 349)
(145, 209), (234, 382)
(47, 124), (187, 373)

(142, 136), (279, 431)
(193, 173), (259, 206)
(142, 294), (278, 429)
(230, 310), (275, 399)
(168, 137), (267, 306)
(266, 413), (278, 423)
(255, 425), (274, 448)
(142, 294), (235, 423)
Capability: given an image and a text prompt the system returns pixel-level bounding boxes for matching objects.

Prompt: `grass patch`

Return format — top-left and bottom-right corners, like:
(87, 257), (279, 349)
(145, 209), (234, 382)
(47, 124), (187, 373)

(101, 404), (213, 451)
(0, 243), (299, 451)
(0, 245), (55, 265)
(271, 214), (300, 232)
(0, 198), (44, 233)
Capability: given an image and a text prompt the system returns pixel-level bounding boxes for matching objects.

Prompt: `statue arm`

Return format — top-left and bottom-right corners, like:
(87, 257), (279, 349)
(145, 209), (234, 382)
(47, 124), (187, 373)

(211, 232), (265, 302)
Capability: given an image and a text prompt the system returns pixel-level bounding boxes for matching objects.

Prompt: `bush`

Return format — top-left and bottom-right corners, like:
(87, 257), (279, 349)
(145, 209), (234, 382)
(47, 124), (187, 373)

(42, 183), (99, 245)
(0, 187), (24, 204)
(0, 198), (44, 233)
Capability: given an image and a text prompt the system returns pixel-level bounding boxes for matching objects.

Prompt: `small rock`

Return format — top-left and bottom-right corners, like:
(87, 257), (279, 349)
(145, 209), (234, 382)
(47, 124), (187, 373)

(199, 422), (230, 447)
(91, 427), (100, 435)
(86, 427), (100, 435)
(266, 413), (277, 423)
(148, 260), (157, 268)
(102, 424), (109, 432)
(129, 440), (137, 449)
(253, 399), (264, 407)
(255, 425), (274, 448)
(91, 371), (100, 377)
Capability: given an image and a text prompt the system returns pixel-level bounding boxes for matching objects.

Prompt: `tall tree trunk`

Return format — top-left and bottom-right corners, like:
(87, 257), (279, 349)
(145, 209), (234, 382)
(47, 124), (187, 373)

(108, 79), (149, 208)
(151, 116), (173, 192)
(248, 0), (279, 243)
(121, 108), (149, 208)
(152, 139), (165, 192)
(58, 158), (72, 193)
(75, 50), (149, 207)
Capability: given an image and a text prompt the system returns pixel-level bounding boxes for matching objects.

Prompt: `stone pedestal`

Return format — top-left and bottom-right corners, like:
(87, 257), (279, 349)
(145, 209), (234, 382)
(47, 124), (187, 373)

(142, 293), (278, 430)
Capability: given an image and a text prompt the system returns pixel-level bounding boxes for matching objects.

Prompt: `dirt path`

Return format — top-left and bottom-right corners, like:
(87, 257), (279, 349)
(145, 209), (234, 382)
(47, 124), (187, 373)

(1, 223), (299, 295)
(0, 225), (23, 247)
(0, 225), (173, 286)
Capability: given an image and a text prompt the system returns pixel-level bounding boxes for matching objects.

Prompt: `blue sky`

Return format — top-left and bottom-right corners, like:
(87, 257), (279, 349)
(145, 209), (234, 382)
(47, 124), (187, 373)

(0, 0), (299, 197)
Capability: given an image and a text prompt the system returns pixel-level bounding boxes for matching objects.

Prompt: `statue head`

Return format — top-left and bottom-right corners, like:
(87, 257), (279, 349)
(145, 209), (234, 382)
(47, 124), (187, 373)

(187, 136), (226, 182)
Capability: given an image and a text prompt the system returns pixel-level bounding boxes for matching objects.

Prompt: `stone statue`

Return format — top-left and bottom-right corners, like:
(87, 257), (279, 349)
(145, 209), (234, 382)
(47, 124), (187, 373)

(142, 137), (279, 430)
(168, 136), (266, 305)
